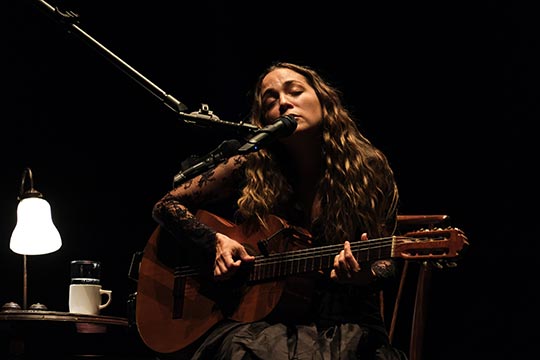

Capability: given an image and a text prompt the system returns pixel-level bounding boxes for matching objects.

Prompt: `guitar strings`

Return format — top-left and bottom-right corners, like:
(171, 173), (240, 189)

(249, 237), (398, 280)
(172, 236), (396, 278)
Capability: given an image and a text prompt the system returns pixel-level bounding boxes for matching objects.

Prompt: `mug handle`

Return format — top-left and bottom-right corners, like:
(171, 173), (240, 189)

(99, 289), (112, 310)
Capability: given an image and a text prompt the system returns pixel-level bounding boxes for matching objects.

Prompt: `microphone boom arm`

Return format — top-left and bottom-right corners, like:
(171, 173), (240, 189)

(33, 0), (259, 135)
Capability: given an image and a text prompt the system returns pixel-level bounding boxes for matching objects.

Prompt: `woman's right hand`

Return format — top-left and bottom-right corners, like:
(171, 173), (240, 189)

(214, 232), (255, 280)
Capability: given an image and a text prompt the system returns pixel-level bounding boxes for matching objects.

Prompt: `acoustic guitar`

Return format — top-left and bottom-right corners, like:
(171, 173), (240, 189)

(135, 210), (468, 354)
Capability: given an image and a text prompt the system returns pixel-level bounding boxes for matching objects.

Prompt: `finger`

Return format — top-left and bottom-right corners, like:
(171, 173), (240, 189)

(332, 254), (345, 280)
(343, 241), (360, 272)
(241, 252), (255, 262)
(230, 259), (242, 268)
(222, 252), (238, 268)
(330, 268), (338, 281)
(338, 245), (352, 274)
(239, 248), (255, 262)
(344, 241), (354, 260)
(215, 259), (229, 276)
(335, 251), (352, 278)
(214, 264), (224, 278)
(334, 254), (340, 268)
(336, 252), (347, 272)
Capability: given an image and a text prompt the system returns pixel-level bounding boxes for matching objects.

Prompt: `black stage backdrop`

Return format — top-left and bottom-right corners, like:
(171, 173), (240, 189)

(2, 1), (534, 359)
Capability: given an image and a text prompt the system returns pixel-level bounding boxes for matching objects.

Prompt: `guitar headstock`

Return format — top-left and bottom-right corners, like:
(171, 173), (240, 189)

(394, 227), (469, 262)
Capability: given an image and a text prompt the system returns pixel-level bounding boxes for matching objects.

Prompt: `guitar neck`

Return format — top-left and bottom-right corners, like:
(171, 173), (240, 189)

(248, 236), (395, 282)
(173, 210), (468, 283)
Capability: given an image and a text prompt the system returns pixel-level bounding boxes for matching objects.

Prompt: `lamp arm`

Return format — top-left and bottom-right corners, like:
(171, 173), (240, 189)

(18, 167), (42, 200)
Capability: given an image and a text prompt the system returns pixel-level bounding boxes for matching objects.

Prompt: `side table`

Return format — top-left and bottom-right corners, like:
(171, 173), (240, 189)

(0, 309), (153, 359)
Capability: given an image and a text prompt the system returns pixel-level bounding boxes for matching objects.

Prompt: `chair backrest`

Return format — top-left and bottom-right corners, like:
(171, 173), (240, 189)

(384, 214), (451, 360)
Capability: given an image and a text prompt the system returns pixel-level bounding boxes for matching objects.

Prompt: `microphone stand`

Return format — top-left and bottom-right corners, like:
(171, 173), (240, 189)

(32, 0), (260, 137)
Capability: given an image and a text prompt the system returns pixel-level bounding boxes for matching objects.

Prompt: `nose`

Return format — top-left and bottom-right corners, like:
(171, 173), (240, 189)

(278, 94), (293, 114)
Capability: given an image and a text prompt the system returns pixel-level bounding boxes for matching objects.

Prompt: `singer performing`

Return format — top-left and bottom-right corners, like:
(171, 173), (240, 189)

(144, 62), (409, 360)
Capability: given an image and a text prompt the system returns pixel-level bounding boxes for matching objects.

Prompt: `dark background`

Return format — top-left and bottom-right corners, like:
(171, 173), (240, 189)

(2, 0), (533, 359)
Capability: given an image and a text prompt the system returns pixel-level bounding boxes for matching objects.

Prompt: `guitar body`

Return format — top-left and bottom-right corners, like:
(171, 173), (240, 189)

(136, 210), (313, 354)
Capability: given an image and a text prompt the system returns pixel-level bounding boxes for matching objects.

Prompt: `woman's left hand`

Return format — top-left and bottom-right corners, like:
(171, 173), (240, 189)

(330, 233), (370, 284)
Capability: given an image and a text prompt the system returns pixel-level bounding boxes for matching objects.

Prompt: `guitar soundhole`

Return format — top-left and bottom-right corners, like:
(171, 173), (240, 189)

(200, 275), (249, 318)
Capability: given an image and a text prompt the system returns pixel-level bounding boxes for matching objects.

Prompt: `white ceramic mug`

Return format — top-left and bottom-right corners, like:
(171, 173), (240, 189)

(69, 284), (112, 315)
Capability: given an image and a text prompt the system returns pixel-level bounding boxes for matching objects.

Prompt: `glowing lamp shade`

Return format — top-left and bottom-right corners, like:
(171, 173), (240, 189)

(10, 196), (62, 255)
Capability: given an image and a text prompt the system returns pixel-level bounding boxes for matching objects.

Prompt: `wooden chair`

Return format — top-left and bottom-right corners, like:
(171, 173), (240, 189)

(382, 214), (467, 360)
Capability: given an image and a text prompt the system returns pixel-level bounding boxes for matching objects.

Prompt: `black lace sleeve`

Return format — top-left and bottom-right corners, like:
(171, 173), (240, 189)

(152, 154), (247, 255)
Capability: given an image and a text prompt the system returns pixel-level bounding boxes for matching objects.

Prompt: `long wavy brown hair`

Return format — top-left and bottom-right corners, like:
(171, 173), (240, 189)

(237, 62), (399, 244)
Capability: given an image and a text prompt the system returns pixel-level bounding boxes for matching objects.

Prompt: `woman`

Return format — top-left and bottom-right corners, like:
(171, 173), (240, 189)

(152, 62), (407, 359)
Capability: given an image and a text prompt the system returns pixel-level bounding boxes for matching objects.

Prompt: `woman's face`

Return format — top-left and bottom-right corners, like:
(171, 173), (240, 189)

(260, 68), (323, 135)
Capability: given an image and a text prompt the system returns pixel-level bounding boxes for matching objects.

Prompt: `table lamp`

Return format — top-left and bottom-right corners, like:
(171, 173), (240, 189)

(8, 167), (62, 310)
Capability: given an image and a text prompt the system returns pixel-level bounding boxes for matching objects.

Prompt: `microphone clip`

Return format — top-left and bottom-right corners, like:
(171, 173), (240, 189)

(187, 103), (220, 123)
(179, 104), (259, 137)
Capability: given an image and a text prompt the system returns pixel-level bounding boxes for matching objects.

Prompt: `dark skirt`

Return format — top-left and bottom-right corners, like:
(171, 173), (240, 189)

(185, 320), (408, 360)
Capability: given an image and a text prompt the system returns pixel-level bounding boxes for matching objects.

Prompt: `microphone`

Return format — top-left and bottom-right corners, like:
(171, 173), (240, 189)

(173, 139), (242, 185)
(237, 115), (297, 154)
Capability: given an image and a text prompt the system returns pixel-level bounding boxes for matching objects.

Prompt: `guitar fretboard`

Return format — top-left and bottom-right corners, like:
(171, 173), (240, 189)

(249, 236), (396, 281)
